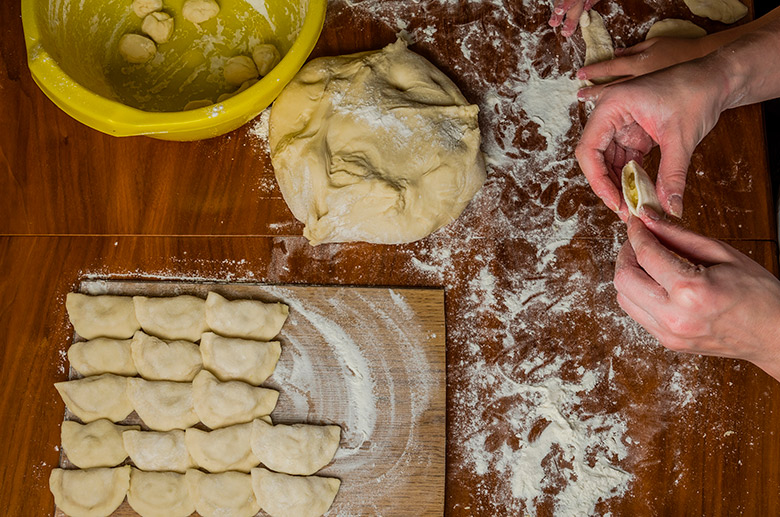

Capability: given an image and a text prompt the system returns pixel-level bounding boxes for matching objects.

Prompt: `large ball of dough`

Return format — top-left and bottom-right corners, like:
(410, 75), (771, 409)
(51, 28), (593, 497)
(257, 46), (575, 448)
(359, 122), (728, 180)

(142, 12), (175, 44)
(252, 44), (281, 76)
(132, 0), (162, 18)
(223, 56), (258, 86)
(182, 0), (220, 24)
(119, 34), (157, 64)
(269, 40), (486, 245)
(646, 19), (707, 40)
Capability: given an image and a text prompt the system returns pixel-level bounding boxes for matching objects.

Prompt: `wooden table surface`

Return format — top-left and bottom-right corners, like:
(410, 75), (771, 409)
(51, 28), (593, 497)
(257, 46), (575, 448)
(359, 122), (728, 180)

(1, 0), (779, 515)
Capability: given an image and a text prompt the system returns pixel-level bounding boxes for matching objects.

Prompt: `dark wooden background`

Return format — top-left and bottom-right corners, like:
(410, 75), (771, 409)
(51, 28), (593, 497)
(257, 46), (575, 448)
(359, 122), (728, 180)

(2, 0), (779, 515)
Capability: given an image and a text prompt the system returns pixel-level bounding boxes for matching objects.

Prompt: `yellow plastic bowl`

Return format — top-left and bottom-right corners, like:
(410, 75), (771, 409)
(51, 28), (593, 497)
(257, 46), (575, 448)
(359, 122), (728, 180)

(21, 0), (326, 140)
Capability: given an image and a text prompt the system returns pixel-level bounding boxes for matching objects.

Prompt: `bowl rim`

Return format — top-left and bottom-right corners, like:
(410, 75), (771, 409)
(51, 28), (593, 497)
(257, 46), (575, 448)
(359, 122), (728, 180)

(21, 0), (327, 139)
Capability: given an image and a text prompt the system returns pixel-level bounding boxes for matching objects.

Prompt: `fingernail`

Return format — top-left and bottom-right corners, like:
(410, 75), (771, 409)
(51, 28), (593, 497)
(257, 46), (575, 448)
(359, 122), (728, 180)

(576, 69), (587, 80)
(555, 7), (564, 14)
(668, 195), (683, 218)
(614, 47), (625, 55)
(641, 206), (660, 221)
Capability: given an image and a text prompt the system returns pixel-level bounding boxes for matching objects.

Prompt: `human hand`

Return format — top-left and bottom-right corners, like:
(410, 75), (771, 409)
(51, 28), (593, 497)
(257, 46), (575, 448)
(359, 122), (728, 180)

(549, 0), (602, 38)
(575, 60), (728, 218)
(577, 36), (711, 83)
(615, 215), (780, 379)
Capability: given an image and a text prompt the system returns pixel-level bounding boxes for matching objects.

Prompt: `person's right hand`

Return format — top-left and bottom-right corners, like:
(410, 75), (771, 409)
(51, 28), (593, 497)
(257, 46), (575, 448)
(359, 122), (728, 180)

(615, 215), (780, 380)
(577, 36), (712, 83)
(575, 59), (729, 218)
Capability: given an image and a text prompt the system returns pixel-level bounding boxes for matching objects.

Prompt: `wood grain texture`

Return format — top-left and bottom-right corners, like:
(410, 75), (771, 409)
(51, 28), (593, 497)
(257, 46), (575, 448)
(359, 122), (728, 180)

(3, 0), (780, 514)
(0, 0), (775, 240)
(51, 281), (445, 517)
(1, 236), (779, 516)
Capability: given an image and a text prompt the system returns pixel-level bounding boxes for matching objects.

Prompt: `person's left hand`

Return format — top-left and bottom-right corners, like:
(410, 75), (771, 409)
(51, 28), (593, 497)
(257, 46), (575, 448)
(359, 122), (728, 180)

(577, 36), (710, 84)
(549, 0), (602, 37)
(615, 214), (780, 379)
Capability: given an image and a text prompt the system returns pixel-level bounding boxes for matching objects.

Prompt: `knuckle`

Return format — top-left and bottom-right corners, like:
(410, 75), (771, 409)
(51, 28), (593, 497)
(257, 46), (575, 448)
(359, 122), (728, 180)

(671, 278), (706, 310)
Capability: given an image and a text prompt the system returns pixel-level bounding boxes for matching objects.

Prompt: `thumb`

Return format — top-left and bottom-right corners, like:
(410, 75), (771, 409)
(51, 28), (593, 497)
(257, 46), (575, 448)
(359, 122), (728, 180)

(656, 142), (692, 218)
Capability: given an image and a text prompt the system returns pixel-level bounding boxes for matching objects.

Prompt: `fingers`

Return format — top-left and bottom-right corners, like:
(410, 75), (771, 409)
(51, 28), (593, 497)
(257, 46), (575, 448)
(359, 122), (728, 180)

(549, 0), (580, 27)
(575, 115), (622, 212)
(578, 57), (634, 83)
(614, 240), (669, 304)
(617, 39), (655, 57)
(583, 0), (602, 10)
(640, 216), (735, 265)
(561, 0), (586, 37)
(626, 216), (696, 290)
(656, 142), (692, 217)
(616, 293), (666, 339)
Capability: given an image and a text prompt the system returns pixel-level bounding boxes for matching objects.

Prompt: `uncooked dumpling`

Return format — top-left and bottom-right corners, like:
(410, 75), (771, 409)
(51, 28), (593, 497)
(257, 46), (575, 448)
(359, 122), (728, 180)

(186, 422), (259, 473)
(192, 370), (278, 429)
(127, 469), (194, 517)
(621, 160), (664, 217)
(123, 429), (194, 473)
(61, 420), (139, 469)
(133, 295), (208, 342)
(55, 374), (133, 423)
(683, 0), (747, 23)
(68, 338), (137, 377)
(250, 419), (340, 476)
(646, 19), (707, 40)
(49, 466), (130, 517)
(204, 292), (289, 341)
(131, 331), (202, 382)
(200, 332), (281, 384)
(66, 293), (140, 340)
(126, 378), (199, 431)
(251, 467), (340, 517)
(186, 469), (259, 517)
(269, 39), (486, 245)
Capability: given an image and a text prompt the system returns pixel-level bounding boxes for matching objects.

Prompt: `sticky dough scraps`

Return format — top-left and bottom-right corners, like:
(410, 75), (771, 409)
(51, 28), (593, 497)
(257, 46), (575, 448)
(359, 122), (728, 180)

(621, 160), (664, 217)
(269, 39), (486, 245)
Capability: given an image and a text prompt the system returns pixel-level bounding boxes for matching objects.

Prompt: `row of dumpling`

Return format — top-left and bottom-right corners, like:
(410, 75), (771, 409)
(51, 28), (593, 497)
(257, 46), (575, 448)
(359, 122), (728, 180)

(50, 465), (340, 517)
(66, 291), (289, 343)
(56, 369), (279, 430)
(69, 330), (280, 385)
(61, 417), (340, 475)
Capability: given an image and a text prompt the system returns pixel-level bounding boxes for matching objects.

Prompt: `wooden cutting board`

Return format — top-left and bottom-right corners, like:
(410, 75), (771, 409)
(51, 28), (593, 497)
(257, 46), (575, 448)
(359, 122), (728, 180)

(55, 280), (446, 517)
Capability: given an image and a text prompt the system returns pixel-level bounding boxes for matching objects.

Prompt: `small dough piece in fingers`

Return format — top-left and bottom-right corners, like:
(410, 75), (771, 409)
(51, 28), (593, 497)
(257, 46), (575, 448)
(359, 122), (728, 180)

(622, 160), (664, 217)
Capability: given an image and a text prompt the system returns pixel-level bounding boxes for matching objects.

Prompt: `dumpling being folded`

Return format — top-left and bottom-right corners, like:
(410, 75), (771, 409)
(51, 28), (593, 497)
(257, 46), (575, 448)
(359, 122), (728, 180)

(123, 429), (194, 473)
(126, 378), (199, 431)
(68, 338), (137, 377)
(192, 370), (278, 429)
(55, 374), (133, 423)
(128, 469), (194, 517)
(250, 419), (341, 475)
(61, 419), (139, 469)
(186, 469), (259, 517)
(621, 160), (664, 217)
(250, 467), (340, 517)
(133, 295), (208, 342)
(131, 331), (202, 382)
(200, 332), (281, 385)
(49, 466), (130, 517)
(204, 292), (289, 341)
(66, 293), (140, 340)
(185, 422), (259, 473)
